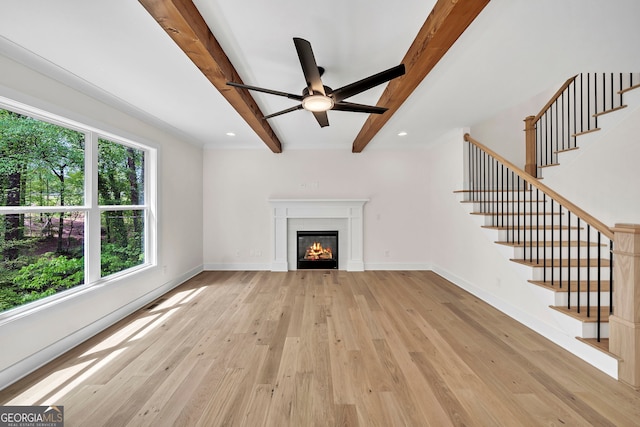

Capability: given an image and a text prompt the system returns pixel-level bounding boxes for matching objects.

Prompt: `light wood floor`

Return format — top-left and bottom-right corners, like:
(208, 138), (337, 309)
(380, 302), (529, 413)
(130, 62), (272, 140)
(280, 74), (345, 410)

(2, 270), (640, 426)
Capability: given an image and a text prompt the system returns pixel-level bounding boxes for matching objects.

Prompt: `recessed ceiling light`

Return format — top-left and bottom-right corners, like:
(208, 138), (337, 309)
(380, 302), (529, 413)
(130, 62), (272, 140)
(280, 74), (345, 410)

(397, 131), (408, 136)
(226, 132), (236, 137)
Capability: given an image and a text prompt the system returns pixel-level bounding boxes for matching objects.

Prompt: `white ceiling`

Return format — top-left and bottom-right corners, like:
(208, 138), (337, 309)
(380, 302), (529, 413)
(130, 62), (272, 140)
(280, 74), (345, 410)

(1, 0), (639, 151)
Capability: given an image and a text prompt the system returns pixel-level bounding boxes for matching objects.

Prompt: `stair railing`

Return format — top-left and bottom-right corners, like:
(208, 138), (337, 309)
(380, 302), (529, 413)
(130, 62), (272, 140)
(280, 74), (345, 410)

(465, 133), (613, 342)
(524, 73), (640, 175)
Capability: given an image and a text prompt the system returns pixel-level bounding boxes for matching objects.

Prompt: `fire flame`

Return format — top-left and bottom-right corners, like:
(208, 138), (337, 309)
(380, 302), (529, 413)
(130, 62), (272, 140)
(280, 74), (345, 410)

(304, 242), (333, 260)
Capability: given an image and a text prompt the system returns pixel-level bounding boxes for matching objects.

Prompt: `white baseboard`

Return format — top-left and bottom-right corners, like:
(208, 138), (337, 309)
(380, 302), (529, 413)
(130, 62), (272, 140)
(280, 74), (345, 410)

(0, 265), (203, 390)
(432, 265), (618, 379)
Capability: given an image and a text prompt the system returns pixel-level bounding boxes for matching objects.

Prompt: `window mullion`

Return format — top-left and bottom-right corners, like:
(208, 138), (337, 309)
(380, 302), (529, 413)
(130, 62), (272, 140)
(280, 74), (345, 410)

(85, 131), (101, 283)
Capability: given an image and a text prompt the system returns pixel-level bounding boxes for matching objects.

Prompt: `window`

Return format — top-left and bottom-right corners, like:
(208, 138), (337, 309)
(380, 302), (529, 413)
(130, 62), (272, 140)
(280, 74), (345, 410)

(0, 98), (156, 313)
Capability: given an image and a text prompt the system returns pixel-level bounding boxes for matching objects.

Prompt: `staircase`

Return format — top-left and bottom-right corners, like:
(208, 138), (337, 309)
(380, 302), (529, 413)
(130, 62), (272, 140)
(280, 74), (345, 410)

(460, 149), (613, 336)
(454, 75), (640, 380)
(525, 72), (640, 179)
(456, 134), (616, 376)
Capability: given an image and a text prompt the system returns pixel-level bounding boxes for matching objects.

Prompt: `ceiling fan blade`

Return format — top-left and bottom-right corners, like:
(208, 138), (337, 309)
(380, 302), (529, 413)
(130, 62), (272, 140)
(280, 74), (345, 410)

(332, 64), (405, 102)
(293, 37), (325, 96)
(332, 101), (388, 114)
(227, 82), (303, 101)
(312, 111), (329, 128)
(263, 104), (304, 119)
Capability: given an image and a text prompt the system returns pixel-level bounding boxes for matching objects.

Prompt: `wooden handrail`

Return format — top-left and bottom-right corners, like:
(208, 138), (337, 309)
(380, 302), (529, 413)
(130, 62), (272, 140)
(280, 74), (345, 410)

(533, 75), (578, 123)
(464, 133), (614, 240)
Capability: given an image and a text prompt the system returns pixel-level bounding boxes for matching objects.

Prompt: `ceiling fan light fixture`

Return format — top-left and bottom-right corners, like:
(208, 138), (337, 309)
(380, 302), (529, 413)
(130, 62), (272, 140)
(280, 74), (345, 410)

(302, 94), (334, 112)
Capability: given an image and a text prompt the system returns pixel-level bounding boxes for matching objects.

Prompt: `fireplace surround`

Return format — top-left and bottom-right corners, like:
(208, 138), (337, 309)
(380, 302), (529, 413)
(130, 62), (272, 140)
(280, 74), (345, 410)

(268, 199), (368, 271)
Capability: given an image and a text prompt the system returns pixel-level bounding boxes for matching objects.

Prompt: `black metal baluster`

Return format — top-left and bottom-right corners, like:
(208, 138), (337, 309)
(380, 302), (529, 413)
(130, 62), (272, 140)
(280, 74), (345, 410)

(512, 171), (516, 243)
(476, 145), (480, 203)
(529, 181), (533, 263)
(586, 224), (591, 317)
(472, 144), (476, 202)
(536, 189), (540, 264)
(560, 92), (565, 151)
(537, 118), (542, 168)
(481, 150), (485, 212)
(517, 176), (521, 245)
(495, 158), (499, 227)
(619, 73), (623, 107)
(543, 193), (547, 283)
(559, 203), (563, 289)
(501, 164), (505, 228)
(577, 217), (581, 312)
(484, 152), (488, 213)
(566, 89), (572, 148)
(567, 212), (571, 305)
(552, 100), (560, 163)
(545, 111), (550, 166)
(594, 73), (599, 128)
(551, 199), (555, 286)
(572, 78), (577, 149)
(579, 73), (584, 134)
(587, 73), (591, 131)
(468, 140), (472, 201)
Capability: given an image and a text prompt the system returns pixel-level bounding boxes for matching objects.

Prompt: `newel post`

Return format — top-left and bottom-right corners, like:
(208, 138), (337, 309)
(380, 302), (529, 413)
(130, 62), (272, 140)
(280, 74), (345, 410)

(524, 115), (537, 177)
(609, 224), (640, 389)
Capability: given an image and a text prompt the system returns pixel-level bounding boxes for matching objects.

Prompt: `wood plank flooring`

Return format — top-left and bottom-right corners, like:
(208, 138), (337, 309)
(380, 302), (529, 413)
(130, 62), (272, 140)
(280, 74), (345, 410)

(2, 270), (640, 426)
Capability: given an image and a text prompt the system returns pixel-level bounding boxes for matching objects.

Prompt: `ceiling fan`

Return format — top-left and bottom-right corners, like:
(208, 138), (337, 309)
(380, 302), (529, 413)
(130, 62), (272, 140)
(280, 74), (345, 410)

(227, 37), (405, 128)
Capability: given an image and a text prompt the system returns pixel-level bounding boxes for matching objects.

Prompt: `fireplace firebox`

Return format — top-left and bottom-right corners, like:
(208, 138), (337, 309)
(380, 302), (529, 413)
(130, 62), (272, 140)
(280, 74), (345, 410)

(297, 230), (338, 270)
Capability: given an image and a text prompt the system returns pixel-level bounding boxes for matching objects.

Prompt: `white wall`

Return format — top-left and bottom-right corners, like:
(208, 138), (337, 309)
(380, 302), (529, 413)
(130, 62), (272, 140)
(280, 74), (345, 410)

(470, 85), (558, 167)
(541, 94), (640, 225)
(202, 148), (431, 270)
(0, 54), (204, 388)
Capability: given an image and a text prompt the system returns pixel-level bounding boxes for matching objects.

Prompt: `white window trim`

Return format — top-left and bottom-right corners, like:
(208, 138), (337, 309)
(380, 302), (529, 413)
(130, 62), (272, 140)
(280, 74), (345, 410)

(0, 95), (157, 320)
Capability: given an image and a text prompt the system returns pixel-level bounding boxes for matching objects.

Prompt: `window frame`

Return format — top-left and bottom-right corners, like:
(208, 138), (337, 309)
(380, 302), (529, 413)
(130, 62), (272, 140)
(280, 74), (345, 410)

(0, 96), (157, 319)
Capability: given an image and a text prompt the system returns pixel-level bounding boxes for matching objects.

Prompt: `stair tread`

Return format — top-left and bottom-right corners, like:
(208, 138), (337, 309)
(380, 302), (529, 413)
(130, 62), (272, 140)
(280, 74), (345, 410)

(529, 280), (611, 292)
(550, 305), (611, 322)
(461, 200), (548, 204)
(554, 146), (579, 154)
(619, 83), (640, 94)
(593, 104), (627, 117)
(471, 211), (563, 216)
(539, 163), (560, 168)
(497, 240), (603, 247)
(572, 127), (601, 137)
(511, 258), (611, 267)
(483, 225), (581, 230)
(454, 189), (532, 193)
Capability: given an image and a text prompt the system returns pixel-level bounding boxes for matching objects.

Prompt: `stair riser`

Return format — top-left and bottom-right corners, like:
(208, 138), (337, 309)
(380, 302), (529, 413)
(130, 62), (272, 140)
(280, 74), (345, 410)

(496, 228), (593, 242)
(554, 292), (611, 307)
(469, 201), (548, 213)
(512, 246), (607, 260)
(531, 267), (610, 281)
(481, 215), (571, 227)
(465, 191), (538, 202)
(582, 322), (609, 339)
(550, 310), (609, 339)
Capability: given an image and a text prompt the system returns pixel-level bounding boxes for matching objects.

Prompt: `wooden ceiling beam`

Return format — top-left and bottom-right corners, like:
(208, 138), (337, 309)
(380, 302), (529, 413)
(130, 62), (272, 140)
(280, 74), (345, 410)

(352, 0), (490, 153)
(138, 0), (282, 153)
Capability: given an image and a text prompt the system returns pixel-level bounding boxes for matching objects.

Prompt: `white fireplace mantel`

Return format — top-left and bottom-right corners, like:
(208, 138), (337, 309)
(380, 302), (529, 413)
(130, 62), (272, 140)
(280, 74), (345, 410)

(268, 199), (368, 271)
